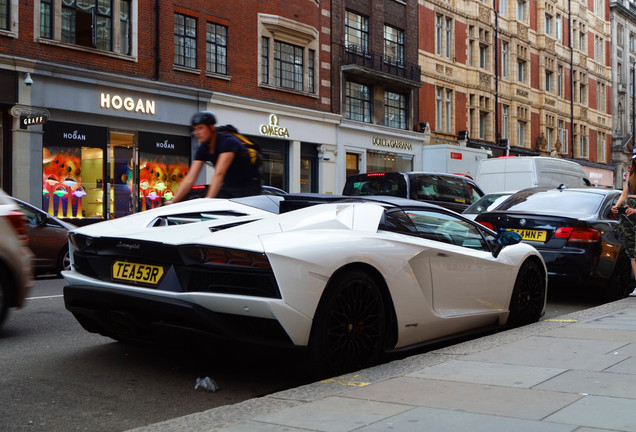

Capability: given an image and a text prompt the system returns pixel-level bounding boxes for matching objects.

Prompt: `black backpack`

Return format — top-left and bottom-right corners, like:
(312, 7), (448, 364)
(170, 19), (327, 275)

(216, 125), (263, 171)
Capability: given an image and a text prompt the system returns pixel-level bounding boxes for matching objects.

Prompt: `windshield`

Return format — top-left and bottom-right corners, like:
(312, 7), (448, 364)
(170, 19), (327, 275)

(463, 193), (512, 214)
(409, 174), (482, 205)
(343, 173), (407, 197)
(495, 190), (604, 217)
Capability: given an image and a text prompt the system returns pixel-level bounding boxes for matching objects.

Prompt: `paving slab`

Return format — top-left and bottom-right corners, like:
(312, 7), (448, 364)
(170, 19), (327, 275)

(535, 369), (636, 398)
(352, 406), (576, 432)
(605, 356), (636, 374)
(544, 395), (636, 432)
(341, 376), (582, 420)
(406, 359), (566, 388)
(463, 336), (628, 370)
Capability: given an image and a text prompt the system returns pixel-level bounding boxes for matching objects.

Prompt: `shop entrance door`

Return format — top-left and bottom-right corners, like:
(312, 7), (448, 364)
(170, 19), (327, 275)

(108, 132), (135, 219)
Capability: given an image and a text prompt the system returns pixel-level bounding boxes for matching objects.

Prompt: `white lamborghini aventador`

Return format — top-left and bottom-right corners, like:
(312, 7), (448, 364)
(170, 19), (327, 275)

(62, 194), (547, 377)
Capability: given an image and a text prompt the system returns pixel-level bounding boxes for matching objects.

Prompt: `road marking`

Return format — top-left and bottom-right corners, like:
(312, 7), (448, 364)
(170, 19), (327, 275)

(26, 294), (64, 300)
(544, 318), (577, 323)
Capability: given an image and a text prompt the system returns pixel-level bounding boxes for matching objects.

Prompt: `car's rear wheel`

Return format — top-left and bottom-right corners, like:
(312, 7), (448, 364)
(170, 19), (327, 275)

(309, 270), (386, 378)
(507, 260), (545, 327)
(604, 253), (633, 302)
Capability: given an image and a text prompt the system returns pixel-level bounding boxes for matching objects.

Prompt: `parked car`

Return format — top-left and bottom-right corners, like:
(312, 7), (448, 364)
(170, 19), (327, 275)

(475, 156), (591, 194)
(184, 184), (287, 200)
(462, 192), (515, 220)
(12, 198), (75, 276)
(342, 171), (484, 213)
(0, 189), (34, 328)
(475, 186), (631, 301)
(62, 193), (546, 378)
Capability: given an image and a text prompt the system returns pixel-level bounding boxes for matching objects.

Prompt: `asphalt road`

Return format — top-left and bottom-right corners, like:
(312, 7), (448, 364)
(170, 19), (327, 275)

(0, 276), (607, 432)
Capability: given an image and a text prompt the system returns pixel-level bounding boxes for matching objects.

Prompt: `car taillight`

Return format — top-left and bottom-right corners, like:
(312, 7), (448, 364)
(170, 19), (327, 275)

(554, 226), (600, 243)
(5, 210), (28, 240)
(366, 172), (386, 177)
(183, 246), (272, 269)
(478, 221), (494, 230)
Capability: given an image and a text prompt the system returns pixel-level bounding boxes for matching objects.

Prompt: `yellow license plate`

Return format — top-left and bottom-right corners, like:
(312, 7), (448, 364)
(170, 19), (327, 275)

(112, 261), (164, 285)
(506, 228), (547, 242)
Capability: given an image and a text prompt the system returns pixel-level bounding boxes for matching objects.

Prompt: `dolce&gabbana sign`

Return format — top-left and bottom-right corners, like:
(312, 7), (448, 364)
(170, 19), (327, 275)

(371, 137), (413, 151)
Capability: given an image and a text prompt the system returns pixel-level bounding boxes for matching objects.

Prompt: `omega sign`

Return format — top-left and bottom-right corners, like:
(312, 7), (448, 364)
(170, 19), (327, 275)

(371, 137), (413, 151)
(259, 114), (290, 138)
(100, 93), (156, 115)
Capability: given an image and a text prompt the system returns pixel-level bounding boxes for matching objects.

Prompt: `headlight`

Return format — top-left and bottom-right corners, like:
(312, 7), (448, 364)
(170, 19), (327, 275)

(68, 233), (94, 251)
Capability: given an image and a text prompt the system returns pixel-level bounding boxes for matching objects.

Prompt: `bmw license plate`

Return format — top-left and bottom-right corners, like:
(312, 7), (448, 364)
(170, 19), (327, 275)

(112, 261), (164, 285)
(505, 228), (547, 242)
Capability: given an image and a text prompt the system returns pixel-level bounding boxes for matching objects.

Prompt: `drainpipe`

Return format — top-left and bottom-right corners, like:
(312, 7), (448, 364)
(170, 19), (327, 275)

(155, 0), (160, 81)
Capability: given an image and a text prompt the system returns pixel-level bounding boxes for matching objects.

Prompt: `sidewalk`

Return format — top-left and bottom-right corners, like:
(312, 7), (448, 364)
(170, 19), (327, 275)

(129, 295), (636, 432)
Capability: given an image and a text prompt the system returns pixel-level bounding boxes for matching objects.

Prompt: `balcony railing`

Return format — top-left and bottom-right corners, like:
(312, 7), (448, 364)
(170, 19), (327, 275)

(341, 44), (421, 84)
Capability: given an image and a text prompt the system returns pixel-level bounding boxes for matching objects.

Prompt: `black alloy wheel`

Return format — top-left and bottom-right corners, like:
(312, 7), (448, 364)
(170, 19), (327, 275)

(309, 270), (387, 378)
(507, 260), (546, 327)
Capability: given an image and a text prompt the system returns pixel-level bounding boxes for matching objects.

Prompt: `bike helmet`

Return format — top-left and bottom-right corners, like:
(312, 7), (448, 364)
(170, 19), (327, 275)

(191, 111), (217, 126)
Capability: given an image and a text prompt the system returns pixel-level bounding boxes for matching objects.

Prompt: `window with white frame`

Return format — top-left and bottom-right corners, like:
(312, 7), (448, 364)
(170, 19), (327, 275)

(206, 22), (227, 75)
(174, 13), (197, 68)
(545, 70), (553, 92)
(384, 25), (404, 65)
(594, 35), (603, 63)
(435, 14), (452, 59)
(436, 87), (443, 131)
(445, 89), (452, 133)
(597, 131), (606, 163)
(37, 0), (133, 55)
(499, 0), (507, 16)
(579, 25), (586, 51)
(346, 81), (371, 123)
(579, 79), (587, 105)
(468, 26), (475, 66)
(259, 14), (318, 94)
(559, 120), (568, 154)
(479, 111), (487, 139)
(579, 125), (589, 158)
(618, 24), (624, 47)
(384, 91), (407, 129)
(594, 0), (603, 19)
(0, 0), (8, 30)
(435, 87), (453, 133)
(502, 105), (509, 139)
(546, 127), (554, 150)
(1, 0), (19, 34)
(345, 11), (368, 53)
(545, 13), (552, 36)
(516, 0), (526, 22)
(597, 81), (605, 113)
(557, 65), (563, 96)
(517, 59), (526, 83)
(556, 14), (562, 42)
(517, 120), (526, 147)
(502, 41), (509, 77)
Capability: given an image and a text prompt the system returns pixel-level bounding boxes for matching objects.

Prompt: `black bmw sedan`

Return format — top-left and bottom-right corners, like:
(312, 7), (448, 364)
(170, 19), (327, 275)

(475, 186), (633, 301)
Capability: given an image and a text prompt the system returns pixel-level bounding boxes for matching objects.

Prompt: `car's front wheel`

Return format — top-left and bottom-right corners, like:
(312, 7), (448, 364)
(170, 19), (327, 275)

(309, 269), (387, 378)
(507, 260), (546, 327)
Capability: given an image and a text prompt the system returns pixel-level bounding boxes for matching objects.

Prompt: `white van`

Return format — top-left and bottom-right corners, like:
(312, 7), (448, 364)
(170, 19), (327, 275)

(475, 156), (591, 194)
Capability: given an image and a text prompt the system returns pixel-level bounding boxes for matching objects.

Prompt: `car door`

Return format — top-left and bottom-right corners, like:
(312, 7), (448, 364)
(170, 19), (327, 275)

(404, 209), (515, 317)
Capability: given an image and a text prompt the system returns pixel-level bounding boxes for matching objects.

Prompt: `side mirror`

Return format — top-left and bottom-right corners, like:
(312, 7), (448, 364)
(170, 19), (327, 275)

(35, 212), (48, 226)
(492, 230), (521, 257)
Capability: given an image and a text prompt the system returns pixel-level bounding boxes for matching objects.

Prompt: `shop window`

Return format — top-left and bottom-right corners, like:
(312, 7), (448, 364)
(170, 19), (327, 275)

(346, 152), (360, 178)
(259, 14), (318, 95)
(37, 0), (134, 56)
(367, 151), (412, 172)
(174, 12), (197, 68)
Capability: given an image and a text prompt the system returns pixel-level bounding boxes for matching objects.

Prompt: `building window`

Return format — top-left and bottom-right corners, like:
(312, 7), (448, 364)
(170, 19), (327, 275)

(545, 70), (553, 92)
(436, 15), (452, 59)
(345, 11), (368, 53)
(556, 14), (562, 42)
(0, 0), (8, 31)
(517, 120), (526, 147)
(259, 14), (318, 94)
(502, 105), (509, 139)
(479, 111), (487, 139)
(559, 120), (568, 155)
(517, 59), (526, 83)
(516, 0), (525, 22)
(594, 35), (603, 63)
(384, 25), (404, 65)
(580, 133), (589, 158)
(594, 0), (603, 19)
(206, 22), (227, 75)
(384, 91), (406, 129)
(40, 0), (52, 38)
(119, 0), (131, 55)
(174, 13), (197, 68)
(499, 0), (507, 16)
(545, 13), (552, 36)
(618, 24), (624, 47)
(479, 43), (488, 69)
(346, 82), (371, 123)
(502, 41), (509, 77)
(597, 81), (605, 113)
(597, 131), (605, 162)
(557, 65), (563, 96)
(579, 81), (587, 105)
(445, 89), (452, 132)
(578, 25), (586, 51)
(435, 87), (453, 133)
(468, 26), (476, 66)
(630, 33), (635, 52)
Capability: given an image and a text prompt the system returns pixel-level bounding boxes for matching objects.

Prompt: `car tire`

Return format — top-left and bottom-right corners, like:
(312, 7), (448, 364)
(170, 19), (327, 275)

(309, 269), (387, 378)
(0, 270), (10, 328)
(604, 253), (633, 302)
(507, 260), (546, 327)
(57, 247), (71, 277)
